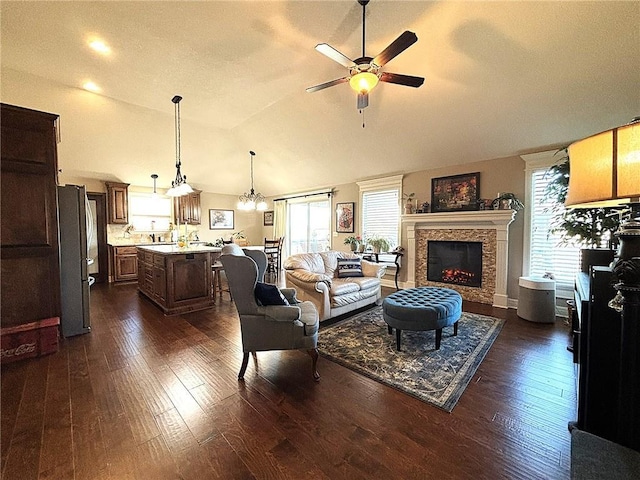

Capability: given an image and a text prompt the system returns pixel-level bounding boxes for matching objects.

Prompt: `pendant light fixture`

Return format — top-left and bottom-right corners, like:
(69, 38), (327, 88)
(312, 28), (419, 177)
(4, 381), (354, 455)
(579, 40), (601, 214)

(151, 173), (159, 198)
(237, 150), (267, 211)
(166, 95), (194, 197)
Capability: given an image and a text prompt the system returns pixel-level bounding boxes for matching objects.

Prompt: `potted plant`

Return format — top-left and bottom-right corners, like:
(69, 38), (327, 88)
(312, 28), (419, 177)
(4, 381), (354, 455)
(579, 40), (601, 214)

(366, 234), (391, 254)
(231, 230), (248, 246)
(543, 151), (621, 271)
(493, 192), (524, 211)
(344, 235), (361, 252)
(403, 192), (415, 214)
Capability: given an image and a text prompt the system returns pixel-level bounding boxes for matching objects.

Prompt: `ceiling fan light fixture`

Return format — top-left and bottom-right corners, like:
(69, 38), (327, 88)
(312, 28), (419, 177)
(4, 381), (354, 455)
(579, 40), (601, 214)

(349, 71), (379, 94)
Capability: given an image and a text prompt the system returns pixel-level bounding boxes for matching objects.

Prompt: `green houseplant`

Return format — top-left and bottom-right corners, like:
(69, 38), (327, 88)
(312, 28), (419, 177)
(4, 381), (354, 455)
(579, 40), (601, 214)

(366, 234), (391, 254)
(343, 235), (361, 251)
(495, 192), (524, 211)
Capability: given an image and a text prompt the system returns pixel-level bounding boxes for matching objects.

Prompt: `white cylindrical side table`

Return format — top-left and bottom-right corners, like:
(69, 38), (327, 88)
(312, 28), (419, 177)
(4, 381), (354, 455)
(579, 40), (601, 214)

(518, 276), (556, 323)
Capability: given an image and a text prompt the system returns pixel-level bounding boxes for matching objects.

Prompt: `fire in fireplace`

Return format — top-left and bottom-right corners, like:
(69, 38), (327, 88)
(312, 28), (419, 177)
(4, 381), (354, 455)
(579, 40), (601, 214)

(427, 240), (482, 287)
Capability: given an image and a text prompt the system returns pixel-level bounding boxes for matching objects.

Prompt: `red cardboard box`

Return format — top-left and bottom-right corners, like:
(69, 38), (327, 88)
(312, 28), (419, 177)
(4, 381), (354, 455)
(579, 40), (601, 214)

(1, 317), (60, 363)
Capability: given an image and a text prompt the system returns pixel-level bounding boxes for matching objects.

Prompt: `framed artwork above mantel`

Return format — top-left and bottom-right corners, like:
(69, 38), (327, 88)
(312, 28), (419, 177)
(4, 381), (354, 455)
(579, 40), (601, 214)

(431, 172), (480, 213)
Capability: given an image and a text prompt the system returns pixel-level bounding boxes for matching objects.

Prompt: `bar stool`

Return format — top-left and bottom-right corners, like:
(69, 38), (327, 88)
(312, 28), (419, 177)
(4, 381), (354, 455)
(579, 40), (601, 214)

(211, 260), (230, 302)
(264, 236), (284, 280)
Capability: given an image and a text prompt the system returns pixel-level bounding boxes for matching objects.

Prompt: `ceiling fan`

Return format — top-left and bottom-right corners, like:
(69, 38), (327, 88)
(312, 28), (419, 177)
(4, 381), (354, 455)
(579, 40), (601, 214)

(306, 0), (424, 110)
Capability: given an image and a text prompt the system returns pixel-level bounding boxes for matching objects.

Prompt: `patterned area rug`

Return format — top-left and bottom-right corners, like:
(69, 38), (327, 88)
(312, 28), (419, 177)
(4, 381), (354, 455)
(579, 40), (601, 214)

(318, 306), (505, 412)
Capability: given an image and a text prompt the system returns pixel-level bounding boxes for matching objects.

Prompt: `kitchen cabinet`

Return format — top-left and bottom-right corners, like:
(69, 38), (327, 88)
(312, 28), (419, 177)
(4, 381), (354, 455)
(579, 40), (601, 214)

(173, 190), (201, 225)
(106, 181), (129, 224)
(1, 103), (61, 329)
(111, 245), (138, 282)
(137, 249), (167, 303)
(152, 254), (167, 302)
(137, 245), (217, 315)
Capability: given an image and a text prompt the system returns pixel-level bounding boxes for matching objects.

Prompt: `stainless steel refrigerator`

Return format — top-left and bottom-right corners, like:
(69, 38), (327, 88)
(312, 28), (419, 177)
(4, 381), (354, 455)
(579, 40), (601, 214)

(58, 184), (92, 337)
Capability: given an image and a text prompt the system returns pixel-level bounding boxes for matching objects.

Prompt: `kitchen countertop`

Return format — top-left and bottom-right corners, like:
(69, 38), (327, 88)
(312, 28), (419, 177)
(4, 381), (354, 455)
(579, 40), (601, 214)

(136, 244), (222, 254)
(108, 241), (205, 247)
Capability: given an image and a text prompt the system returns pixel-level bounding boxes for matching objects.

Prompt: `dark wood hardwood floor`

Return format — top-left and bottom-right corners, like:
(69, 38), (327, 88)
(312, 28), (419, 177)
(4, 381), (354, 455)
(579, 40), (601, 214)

(2, 282), (576, 479)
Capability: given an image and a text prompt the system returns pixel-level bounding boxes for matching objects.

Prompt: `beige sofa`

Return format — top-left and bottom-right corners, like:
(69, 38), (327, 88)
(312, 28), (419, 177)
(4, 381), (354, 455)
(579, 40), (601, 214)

(283, 250), (387, 321)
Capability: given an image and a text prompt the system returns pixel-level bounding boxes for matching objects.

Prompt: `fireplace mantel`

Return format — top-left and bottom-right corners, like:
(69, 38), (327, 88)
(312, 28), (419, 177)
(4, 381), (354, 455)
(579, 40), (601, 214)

(402, 210), (516, 308)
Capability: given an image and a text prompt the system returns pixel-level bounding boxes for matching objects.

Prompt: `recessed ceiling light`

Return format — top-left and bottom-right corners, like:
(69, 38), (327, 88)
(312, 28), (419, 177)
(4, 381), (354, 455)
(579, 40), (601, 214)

(88, 39), (110, 55)
(83, 81), (100, 92)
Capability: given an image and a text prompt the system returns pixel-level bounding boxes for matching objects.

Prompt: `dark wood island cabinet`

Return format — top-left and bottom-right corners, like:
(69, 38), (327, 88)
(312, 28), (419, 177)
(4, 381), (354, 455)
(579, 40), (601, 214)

(137, 245), (221, 315)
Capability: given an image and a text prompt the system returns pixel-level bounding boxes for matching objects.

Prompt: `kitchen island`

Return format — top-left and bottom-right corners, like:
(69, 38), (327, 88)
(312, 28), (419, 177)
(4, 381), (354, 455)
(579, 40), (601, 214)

(137, 244), (222, 315)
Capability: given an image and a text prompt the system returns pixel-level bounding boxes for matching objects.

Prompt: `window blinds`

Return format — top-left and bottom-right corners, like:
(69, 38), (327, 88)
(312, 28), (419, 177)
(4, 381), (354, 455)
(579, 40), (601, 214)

(362, 189), (400, 248)
(529, 169), (580, 289)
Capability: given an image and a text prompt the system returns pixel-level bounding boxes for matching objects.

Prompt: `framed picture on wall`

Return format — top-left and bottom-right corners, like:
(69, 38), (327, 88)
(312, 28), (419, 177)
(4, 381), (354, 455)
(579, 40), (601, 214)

(336, 202), (355, 233)
(209, 209), (234, 230)
(263, 210), (274, 226)
(431, 172), (480, 213)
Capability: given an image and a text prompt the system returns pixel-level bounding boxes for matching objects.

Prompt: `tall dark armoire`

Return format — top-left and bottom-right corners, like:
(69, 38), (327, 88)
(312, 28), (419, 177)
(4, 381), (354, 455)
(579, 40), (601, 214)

(1, 104), (61, 356)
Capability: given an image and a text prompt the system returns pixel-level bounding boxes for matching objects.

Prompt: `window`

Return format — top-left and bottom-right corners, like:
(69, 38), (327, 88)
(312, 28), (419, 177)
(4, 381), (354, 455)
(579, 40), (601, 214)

(287, 198), (331, 254)
(523, 152), (580, 299)
(358, 175), (402, 249)
(128, 192), (172, 232)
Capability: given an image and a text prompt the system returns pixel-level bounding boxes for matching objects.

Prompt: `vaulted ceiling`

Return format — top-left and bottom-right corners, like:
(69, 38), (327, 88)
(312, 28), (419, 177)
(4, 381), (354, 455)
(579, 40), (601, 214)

(1, 1), (638, 196)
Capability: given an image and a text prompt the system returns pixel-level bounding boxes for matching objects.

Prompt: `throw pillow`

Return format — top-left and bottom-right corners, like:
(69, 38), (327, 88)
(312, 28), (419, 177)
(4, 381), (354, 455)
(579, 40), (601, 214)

(336, 258), (364, 278)
(255, 282), (290, 306)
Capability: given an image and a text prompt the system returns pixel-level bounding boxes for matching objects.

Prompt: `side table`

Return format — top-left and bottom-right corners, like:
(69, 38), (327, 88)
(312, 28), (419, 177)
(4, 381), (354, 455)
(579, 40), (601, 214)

(357, 251), (403, 290)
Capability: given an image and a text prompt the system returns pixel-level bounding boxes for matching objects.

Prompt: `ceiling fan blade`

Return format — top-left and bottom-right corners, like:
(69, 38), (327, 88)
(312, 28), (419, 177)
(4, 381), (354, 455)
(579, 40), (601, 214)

(373, 31), (418, 66)
(315, 43), (356, 68)
(357, 93), (369, 109)
(306, 77), (350, 93)
(379, 72), (425, 88)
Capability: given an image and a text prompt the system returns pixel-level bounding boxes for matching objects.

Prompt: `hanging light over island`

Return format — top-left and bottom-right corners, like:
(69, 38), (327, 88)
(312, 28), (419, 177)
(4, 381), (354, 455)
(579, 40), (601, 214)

(166, 95), (194, 197)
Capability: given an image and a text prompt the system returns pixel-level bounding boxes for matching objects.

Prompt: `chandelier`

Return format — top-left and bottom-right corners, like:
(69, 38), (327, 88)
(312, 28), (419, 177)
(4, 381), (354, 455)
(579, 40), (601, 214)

(166, 95), (194, 197)
(237, 150), (267, 211)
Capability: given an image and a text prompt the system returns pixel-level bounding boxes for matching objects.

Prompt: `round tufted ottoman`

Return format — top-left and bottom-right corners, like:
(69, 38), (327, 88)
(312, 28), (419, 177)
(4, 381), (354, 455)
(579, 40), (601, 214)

(382, 287), (462, 351)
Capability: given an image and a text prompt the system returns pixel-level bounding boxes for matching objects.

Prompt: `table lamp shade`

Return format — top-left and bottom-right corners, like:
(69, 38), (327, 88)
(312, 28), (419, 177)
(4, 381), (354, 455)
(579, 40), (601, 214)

(566, 121), (640, 208)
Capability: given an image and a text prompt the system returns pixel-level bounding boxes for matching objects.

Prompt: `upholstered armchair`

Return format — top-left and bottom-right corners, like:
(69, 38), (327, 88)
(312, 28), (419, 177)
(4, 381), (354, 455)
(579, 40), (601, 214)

(220, 244), (320, 381)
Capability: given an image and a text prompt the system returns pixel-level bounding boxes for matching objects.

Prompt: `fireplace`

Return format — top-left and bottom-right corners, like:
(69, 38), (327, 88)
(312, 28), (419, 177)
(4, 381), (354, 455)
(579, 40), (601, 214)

(402, 210), (516, 307)
(427, 241), (482, 287)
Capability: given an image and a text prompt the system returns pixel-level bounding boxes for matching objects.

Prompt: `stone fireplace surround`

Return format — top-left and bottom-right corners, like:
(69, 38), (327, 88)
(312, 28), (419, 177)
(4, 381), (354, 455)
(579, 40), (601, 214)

(402, 210), (516, 308)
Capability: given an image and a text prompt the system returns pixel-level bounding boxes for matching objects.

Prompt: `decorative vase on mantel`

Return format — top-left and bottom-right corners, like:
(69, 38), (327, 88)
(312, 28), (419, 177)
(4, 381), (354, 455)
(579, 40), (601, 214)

(404, 201), (414, 215)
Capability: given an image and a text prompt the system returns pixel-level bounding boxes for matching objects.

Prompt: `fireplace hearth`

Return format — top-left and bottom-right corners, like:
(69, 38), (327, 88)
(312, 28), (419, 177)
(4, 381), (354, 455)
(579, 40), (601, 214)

(428, 240), (482, 287)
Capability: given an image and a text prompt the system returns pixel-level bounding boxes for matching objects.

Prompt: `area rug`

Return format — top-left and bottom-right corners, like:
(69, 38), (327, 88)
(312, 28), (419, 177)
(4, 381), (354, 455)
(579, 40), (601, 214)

(318, 306), (505, 412)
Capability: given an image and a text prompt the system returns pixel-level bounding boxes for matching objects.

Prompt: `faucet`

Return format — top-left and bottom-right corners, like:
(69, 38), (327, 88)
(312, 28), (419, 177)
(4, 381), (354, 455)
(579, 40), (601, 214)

(149, 233), (156, 243)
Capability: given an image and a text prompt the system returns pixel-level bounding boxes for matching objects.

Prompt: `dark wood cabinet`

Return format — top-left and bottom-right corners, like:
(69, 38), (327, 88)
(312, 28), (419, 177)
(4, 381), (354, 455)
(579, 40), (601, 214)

(1, 103), (61, 329)
(152, 254), (167, 302)
(137, 246), (214, 315)
(138, 249), (167, 304)
(575, 266), (622, 442)
(173, 191), (201, 225)
(105, 182), (129, 224)
(111, 245), (138, 282)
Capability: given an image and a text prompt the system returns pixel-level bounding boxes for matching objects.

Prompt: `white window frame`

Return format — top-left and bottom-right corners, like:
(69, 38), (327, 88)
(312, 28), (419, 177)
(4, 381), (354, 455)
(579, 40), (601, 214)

(285, 195), (331, 254)
(357, 175), (403, 248)
(522, 150), (579, 301)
